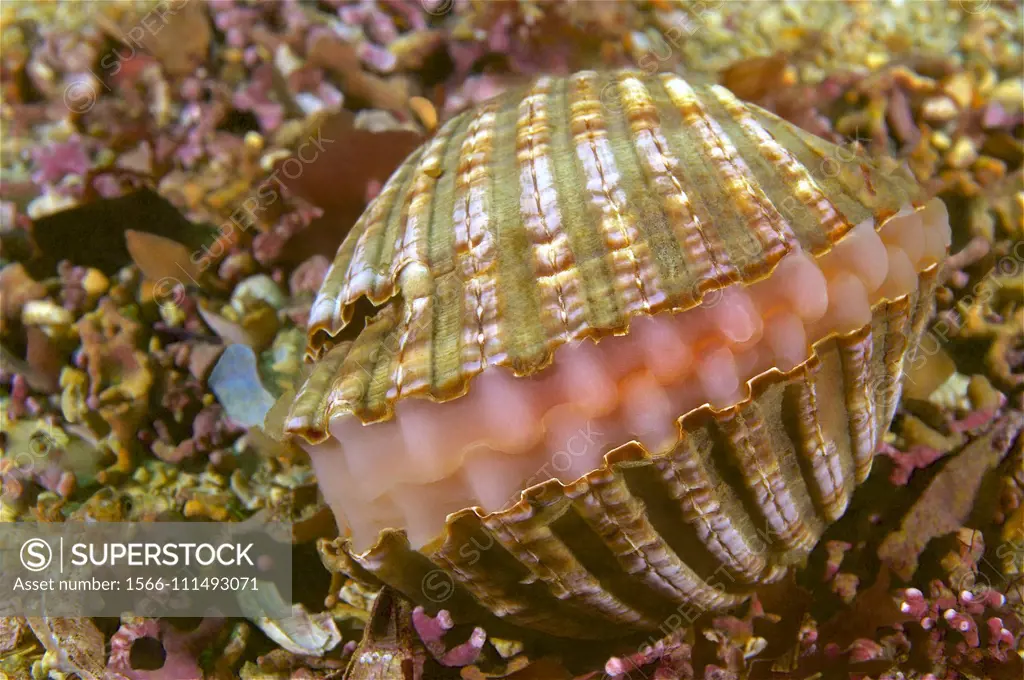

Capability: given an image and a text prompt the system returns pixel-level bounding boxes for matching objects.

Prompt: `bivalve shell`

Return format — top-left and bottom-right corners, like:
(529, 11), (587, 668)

(285, 71), (949, 639)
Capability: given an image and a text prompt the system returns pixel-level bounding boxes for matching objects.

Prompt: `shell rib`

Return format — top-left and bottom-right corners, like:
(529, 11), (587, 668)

(286, 71), (949, 639)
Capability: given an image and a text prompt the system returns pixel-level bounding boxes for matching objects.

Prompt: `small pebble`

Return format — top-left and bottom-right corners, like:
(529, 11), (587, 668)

(922, 96), (959, 123)
(946, 137), (979, 169)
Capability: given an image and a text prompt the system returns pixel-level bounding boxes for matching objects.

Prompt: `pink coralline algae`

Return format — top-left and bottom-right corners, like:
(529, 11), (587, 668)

(898, 583), (1021, 667)
(107, 617), (225, 680)
(411, 606), (486, 668)
(30, 138), (91, 188)
(600, 631), (694, 680)
(878, 442), (950, 486)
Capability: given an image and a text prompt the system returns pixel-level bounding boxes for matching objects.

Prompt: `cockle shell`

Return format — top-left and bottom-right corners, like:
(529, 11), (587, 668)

(285, 71), (950, 639)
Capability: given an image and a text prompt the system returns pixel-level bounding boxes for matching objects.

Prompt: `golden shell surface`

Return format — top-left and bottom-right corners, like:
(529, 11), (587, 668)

(287, 70), (941, 638)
